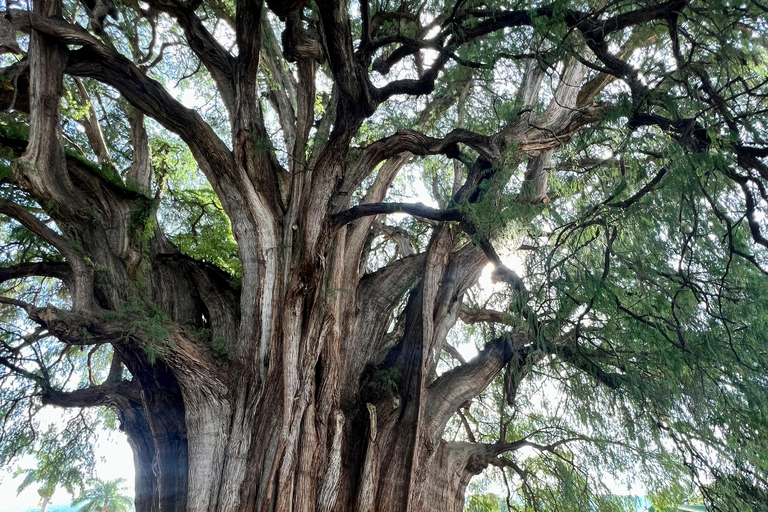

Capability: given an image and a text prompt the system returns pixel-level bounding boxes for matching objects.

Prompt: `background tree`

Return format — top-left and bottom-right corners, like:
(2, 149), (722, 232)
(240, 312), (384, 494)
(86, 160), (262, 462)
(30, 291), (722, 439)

(73, 478), (135, 512)
(0, 0), (767, 511)
(15, 429), (93, 512)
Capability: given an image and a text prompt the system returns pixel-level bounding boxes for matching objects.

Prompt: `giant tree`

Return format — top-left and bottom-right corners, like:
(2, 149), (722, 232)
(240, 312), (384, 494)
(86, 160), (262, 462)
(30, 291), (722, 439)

(1, 0), (768, 511)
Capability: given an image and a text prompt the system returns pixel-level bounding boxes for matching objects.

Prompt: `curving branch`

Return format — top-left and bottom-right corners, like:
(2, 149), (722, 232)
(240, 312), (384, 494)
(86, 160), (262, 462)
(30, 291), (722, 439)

(1, 9), (237, 196)
(0, 261), (71, 285)
(607, 166), (668, 208)
(375, 52), (451, 102)
(0, 299), (132, 346)
(363, 0), (686, 106)
(0, 343), (140, 409)
(331, 202), (461, 228)
(361, 127), (496, 167)
(41, 379), (141, 408)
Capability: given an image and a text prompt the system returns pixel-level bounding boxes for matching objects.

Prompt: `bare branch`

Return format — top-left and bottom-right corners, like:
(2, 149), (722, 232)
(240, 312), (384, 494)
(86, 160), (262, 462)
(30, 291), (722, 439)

(73, 77), (113, 168)
(0, 261), (71, 285)
(332, 202), (460, 228)
(41, 379), (141, 408)
(361, 127), (496, 168)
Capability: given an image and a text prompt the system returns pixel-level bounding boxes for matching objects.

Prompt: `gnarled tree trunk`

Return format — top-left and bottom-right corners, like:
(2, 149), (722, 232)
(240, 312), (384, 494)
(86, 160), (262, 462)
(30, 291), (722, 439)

(0, 0), (688, 510)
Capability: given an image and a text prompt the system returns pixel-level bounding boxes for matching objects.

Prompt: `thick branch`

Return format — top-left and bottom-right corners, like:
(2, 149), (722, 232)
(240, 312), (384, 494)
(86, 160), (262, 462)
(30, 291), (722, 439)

(360, 127), (495, 171)
(316, 0), (375, 115)
(425, 333), (532, 441)
(332, 202), (460, 228)
(0, 299), (135, 346)
(0, 261), (71, 285)
(1, 10), (237, 200)
(41, 379), (141, 408)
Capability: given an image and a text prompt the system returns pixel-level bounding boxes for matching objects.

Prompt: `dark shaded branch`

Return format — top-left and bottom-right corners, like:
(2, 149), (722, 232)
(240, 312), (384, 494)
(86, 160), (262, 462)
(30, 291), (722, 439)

(735, 178), (768, 249)
(360, 127), (496, 170)
(41, 379), (141, 408)
(0, 61), (30, 112)
(0, 261), (71, 285)
(343, 252), (428, 393)
(234, 0), (263, 104)
(375, 52), (450, 101)
(607, 166), (668, 208)
(0, 295), (35, 313)
(365, 0), (685, 104)
(488, 435), (587, 457)
(316, 0), (376, 115)
(332, 202), (460, 228)
(0, 353), (48, 387)
(557, 345), (623, 390)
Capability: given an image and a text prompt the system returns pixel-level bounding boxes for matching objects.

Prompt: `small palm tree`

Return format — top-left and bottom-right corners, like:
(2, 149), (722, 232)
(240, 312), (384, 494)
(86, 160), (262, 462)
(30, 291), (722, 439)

(16, 468), (56, 512)
(72, 478), (134, 512)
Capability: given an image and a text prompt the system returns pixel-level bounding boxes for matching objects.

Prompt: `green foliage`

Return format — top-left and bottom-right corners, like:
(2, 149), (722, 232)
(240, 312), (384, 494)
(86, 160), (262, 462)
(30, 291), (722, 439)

(363, 367), (401, 402)
(702, 475), (768, 512)
(5, 412), (99, 504)
(115, 301), (172, 365)
(188, 327), (229, 362)
(209, 337), (229, 361)
(156, 139), (241, 275)
(14, 436), (89, 501)
(465, 493), (505, 512)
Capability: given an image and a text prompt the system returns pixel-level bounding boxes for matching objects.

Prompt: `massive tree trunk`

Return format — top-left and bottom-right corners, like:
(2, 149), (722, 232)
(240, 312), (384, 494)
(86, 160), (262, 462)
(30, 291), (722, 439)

(0, 0), (704, 511)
